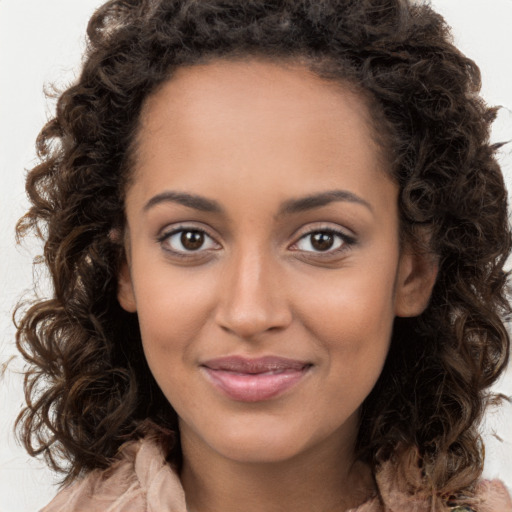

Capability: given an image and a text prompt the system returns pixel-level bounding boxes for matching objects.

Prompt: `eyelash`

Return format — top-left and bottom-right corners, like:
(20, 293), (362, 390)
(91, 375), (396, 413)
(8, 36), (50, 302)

(290, 228), (356, 256)
(156, 225), (356, 259)
(156, 225), (219, 259)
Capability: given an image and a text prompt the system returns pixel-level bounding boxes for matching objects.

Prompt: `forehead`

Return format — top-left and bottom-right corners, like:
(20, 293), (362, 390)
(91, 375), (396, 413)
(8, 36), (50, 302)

(144, 58), (359, 114)
(127, 58), (395, 215)
(136, 58), (385, 164)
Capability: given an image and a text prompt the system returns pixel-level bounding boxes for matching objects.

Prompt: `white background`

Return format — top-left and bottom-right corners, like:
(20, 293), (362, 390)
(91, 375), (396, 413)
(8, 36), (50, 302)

(1, 1), (511, 511)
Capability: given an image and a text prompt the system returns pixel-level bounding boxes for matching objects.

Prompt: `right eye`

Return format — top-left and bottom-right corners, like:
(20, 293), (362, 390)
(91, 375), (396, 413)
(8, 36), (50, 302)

(158, 227), (220, 256)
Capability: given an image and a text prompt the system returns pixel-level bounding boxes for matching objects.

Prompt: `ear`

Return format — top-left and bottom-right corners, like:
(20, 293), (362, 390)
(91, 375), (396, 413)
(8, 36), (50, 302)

(117, 260), (137, 313)
(394, 245), (438, 318)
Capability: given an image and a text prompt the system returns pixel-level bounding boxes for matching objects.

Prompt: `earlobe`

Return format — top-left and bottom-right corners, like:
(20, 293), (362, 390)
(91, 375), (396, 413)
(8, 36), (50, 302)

(394, 247), (438, 318)
(117, 260), (137, 313)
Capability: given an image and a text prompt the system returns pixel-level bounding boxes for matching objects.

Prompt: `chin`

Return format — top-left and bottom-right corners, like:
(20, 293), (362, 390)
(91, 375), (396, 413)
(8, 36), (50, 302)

(189, 412), (346, 466)
(213, 434), (311, 464)
(179, 412), (316, 464)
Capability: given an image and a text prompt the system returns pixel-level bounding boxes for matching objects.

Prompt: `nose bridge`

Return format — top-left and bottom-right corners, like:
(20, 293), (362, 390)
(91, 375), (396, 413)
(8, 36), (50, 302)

(216, 241), (291, 338)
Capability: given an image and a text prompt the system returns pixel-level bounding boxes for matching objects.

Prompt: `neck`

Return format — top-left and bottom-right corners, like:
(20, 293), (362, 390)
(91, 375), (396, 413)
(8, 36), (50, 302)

(180, 425), (375, 512)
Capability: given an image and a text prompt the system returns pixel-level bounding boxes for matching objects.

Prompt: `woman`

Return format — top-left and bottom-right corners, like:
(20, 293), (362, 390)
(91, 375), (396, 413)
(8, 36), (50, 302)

(15, 0), (512, 510)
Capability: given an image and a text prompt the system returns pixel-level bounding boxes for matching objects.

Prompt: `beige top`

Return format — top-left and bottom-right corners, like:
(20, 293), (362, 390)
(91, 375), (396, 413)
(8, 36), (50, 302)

(40, 435), (512, 512)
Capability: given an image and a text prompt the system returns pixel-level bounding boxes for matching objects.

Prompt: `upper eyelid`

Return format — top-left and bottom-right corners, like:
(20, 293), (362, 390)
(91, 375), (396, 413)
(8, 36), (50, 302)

(289, 223), (356, 247)
(290, 228), (355, 252)
(158, 222), (217, 240)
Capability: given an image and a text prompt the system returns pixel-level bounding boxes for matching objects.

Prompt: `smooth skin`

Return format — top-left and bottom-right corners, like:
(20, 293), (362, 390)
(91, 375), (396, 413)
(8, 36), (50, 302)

(118, 59), (437, 512)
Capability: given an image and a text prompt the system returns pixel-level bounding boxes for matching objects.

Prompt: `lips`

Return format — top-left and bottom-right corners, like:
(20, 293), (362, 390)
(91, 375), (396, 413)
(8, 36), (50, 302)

(201, 356), (311, 402)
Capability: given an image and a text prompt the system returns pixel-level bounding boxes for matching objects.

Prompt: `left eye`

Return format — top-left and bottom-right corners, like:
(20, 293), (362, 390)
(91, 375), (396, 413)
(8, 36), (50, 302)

(294, 230), (347, 253)
(160, 228), (218, 253)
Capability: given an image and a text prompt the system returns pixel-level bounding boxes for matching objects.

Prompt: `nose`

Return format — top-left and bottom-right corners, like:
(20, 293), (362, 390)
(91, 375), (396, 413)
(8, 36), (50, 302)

(214, 247), (293, 340)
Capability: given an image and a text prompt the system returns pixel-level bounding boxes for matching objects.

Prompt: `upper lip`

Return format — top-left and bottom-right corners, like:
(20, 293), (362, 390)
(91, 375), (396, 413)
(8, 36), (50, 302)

(201, 356), (310, 374)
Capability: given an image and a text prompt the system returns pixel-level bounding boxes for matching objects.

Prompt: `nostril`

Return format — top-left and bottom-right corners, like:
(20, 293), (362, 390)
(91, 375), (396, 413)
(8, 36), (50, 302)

(215, 300), (292, 339)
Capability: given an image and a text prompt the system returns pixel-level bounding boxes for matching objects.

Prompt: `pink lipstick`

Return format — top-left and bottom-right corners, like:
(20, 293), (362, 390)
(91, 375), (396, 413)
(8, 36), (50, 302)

(201, 356), (311, 402)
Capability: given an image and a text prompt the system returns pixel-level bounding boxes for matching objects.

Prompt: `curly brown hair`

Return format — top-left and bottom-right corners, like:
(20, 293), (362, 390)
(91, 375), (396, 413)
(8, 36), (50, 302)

(15, 0), (511, 507)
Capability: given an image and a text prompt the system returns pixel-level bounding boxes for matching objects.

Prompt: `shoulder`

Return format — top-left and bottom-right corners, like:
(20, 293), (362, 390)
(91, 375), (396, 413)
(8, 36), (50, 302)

(473, 479), (512, 512)
(373, 459), (512, 512)
(39, 435), (187, 512)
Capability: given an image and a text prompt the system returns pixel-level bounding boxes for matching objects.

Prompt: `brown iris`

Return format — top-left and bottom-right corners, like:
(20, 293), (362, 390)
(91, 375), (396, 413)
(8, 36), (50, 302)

(181, 230), (204, 250)
(311, 232), (335, 251)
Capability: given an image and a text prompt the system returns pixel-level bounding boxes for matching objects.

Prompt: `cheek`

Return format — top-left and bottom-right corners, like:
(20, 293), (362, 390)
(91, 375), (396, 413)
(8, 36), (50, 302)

(293, 266), (396, 387)
(134, 279), (212, 410)
(295, 263), (397, 341)
(134, 268), (217, 366)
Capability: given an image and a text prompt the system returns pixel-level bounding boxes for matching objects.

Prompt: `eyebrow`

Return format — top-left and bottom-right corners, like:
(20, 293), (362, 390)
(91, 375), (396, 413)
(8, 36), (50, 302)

(143, 191), (223, 213)
(277, 190), (373, 216)
(143, 189), (373, 216)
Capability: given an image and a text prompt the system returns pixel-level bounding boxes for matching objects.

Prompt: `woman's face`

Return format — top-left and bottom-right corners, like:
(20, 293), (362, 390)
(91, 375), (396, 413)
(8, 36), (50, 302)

(119, 59), (435, 465)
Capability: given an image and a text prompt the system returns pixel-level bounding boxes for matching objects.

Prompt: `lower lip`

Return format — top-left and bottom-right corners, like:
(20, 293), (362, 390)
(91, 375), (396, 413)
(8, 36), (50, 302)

(202, 367), (309, 402)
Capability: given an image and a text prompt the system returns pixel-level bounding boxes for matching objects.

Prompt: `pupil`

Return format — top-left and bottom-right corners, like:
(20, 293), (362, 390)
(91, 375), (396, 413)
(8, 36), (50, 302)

(181, 231), (204, 250)
(311, 232), (334, 251)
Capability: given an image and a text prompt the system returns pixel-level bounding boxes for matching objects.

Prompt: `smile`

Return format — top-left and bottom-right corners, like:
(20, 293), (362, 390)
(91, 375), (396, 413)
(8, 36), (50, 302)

(200, 356), (312, 402)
